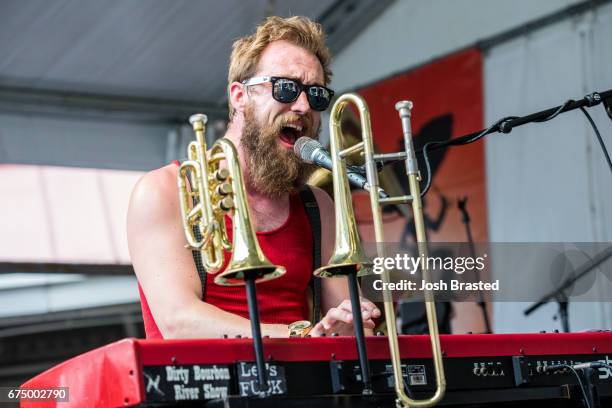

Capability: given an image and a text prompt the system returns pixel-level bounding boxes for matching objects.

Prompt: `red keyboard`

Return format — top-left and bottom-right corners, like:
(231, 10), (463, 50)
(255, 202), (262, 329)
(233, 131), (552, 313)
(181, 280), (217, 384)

(21, 332), (612, 407)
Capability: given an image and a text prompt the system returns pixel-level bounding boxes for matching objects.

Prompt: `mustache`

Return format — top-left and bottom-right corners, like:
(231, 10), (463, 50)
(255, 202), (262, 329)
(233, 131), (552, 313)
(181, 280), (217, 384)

(271, 113), (316, 137)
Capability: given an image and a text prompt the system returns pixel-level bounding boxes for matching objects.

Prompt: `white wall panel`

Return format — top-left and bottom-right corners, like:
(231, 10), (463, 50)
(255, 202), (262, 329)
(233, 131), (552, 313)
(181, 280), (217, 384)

(332, 0), (581, 92)
(0, 113), (171, 170)
(485, 3), (612, 332)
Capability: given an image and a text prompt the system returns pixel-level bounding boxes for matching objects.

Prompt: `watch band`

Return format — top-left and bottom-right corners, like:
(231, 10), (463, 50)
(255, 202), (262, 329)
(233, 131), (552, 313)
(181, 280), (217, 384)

(288, 320), (312, 337)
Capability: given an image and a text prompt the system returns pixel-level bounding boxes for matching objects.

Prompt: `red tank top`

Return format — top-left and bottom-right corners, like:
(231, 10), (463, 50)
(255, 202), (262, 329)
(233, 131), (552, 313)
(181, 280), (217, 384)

(138, 191), (313, 339)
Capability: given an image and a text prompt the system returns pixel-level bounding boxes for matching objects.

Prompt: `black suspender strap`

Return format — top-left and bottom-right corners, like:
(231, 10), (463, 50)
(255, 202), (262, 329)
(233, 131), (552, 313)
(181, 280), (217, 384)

(299, 185), (323, 323)
(191, 225), (208, 301)
(183, 161), (209, 300)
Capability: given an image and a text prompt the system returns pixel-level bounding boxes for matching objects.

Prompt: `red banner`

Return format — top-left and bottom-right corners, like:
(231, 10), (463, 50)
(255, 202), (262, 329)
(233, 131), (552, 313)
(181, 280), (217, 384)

(356, 48), (487, 244)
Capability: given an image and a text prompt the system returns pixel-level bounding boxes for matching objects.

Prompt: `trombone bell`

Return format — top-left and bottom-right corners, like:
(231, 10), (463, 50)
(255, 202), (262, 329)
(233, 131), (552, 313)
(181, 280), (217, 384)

(313, 94), (374, 279)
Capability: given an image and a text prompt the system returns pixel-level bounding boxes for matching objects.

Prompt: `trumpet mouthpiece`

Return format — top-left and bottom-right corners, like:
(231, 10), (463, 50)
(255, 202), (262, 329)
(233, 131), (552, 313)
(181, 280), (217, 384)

(189, 113), (208, 126)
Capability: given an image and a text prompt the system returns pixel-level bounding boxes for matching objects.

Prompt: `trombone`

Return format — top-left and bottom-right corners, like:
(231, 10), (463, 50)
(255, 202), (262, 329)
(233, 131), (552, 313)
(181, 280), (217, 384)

(321, 94), (446, 407)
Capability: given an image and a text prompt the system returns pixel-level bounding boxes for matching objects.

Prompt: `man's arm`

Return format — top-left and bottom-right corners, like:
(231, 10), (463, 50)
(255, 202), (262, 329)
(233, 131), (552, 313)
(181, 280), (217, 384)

(127, 164), (287, 339)
(309, 186), (380, 336)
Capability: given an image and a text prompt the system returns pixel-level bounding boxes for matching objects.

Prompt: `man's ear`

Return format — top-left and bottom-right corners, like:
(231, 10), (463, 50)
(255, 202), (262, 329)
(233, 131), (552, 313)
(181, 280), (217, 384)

(229, 82), (247, 115)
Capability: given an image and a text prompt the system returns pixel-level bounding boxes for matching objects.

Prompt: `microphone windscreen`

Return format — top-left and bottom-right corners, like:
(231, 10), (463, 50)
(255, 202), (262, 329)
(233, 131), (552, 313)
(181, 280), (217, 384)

(294, 137), (323, 163)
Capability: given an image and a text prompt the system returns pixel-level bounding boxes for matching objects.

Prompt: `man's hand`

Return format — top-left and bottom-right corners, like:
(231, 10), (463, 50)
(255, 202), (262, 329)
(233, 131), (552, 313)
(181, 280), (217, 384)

(310, 298), (381, 337)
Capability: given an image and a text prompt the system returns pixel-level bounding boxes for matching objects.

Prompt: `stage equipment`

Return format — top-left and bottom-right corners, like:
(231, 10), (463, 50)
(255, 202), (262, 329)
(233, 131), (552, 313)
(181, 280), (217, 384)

(457, 197), (492, 334)
(21, 333), (612, 407)
(524, 244), (612, 332)
(315, 93), (445, 407)
(177, 113), (285, 392)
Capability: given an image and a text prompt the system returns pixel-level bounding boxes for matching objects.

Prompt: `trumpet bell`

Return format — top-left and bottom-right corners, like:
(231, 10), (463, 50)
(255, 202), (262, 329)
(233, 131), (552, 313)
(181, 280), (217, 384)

(214, 260), (285, 286)
(210, 138), (286, 286)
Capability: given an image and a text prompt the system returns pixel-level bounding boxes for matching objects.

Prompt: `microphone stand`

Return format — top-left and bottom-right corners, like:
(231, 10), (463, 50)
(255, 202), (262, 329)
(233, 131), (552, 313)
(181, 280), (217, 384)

(457, 197), (492, 334)
(604, 92), (612, 120)
(524, 245), (612, 331)
(347, 268), (373, 395)
(554, 293), (570, 333)
(426, 90), (612, 144)
(243, 271), (269, 395)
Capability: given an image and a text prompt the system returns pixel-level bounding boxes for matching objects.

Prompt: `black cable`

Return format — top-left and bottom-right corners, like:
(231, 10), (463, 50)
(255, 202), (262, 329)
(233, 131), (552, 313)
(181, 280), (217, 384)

(541, 364), (593, 408)
(403, 381), (415, 399)
(565, 365), (592, 408)
(419, 116), (519, 196)
(579, 106), (612, 176)
(533, 99), (575, 122)
(420, 141), (437, 197)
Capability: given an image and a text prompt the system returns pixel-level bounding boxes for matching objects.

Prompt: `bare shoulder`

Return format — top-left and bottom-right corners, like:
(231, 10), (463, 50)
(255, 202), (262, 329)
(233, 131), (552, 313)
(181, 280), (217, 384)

(127, 163), (204, 335)
(127, 163), (184, 257)
(128, 163), (180, 222)
(127, 163), (200, 288)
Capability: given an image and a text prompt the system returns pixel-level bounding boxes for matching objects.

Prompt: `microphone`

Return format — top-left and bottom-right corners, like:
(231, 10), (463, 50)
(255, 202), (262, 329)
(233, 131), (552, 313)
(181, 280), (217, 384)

(294, 137), (389, 198)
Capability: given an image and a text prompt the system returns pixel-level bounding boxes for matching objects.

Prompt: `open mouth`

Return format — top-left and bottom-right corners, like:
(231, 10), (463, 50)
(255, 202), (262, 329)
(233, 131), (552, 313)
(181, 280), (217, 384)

(279, 123), (304, 148)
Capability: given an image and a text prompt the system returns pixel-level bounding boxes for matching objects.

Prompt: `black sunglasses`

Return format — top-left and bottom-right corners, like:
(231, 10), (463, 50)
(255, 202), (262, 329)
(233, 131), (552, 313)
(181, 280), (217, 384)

(242, 76), (335, 111)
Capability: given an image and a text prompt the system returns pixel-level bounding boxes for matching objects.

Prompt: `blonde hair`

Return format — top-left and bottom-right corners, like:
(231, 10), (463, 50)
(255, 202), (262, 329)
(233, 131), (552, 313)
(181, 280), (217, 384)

(227, 16), (332, 120)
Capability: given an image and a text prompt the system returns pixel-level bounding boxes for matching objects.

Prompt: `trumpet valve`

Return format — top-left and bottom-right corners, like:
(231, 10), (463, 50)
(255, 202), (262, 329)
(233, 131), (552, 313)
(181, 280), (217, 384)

(219, 196), (234, 212)
(216, 183), (233, 196)
(214, 169), (230, 181)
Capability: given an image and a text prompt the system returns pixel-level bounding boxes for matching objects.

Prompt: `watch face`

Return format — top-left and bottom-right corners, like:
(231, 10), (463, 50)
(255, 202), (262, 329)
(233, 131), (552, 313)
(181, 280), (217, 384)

(289, 320), (311, 330)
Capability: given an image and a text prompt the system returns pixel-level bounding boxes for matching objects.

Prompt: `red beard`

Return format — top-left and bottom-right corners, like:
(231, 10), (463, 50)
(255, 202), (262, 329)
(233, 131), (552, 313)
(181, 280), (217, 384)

(241, 105), (318, 197)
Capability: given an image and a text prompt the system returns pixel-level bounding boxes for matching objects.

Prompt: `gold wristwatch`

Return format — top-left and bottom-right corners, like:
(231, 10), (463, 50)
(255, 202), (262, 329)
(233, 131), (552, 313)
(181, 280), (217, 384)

(288, 320), (312, 337)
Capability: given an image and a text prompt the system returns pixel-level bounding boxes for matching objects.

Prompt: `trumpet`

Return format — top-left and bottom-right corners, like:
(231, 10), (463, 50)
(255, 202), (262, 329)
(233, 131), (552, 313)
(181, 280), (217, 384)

(177, 113), (285, 285)
(177, 113), (285, 393)
(321, 94), (446, 407)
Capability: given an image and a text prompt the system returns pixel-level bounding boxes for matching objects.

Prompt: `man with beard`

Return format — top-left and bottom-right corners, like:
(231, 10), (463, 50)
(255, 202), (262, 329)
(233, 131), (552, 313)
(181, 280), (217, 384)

(127, 16), (380, 339)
